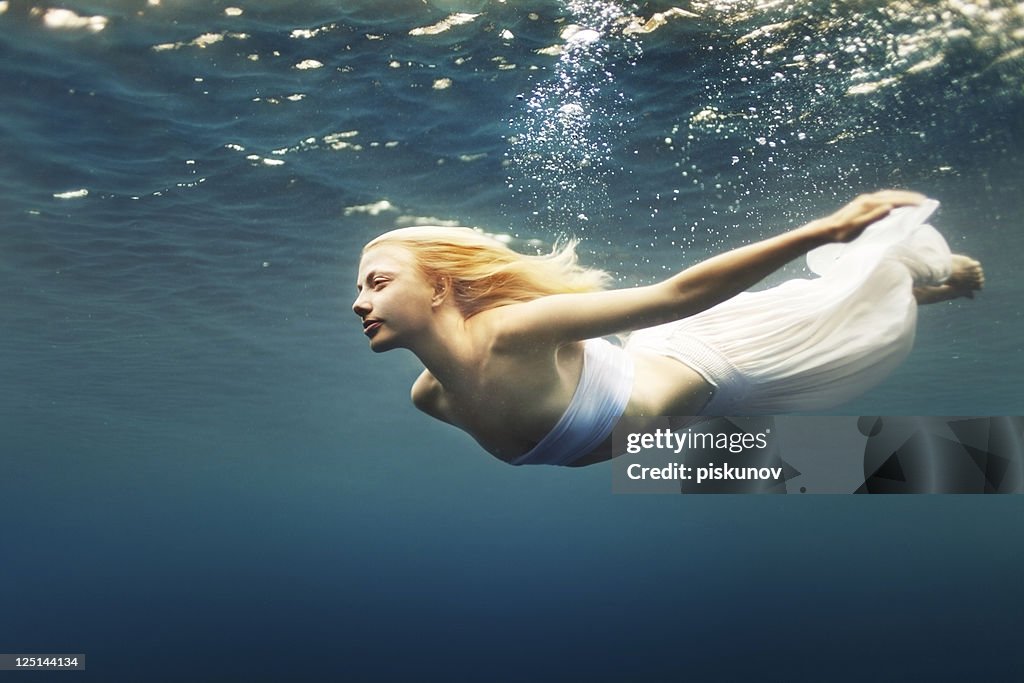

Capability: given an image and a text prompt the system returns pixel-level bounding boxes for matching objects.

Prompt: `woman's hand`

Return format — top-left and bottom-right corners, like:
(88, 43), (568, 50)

(810, 190), (927, 243)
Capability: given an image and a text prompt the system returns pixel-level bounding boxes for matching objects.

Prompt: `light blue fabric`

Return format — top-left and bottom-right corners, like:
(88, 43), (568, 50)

(511, 338), (635, 466)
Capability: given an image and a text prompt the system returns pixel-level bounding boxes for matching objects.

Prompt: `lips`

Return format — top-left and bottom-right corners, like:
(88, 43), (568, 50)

(362, 319), (383, 337)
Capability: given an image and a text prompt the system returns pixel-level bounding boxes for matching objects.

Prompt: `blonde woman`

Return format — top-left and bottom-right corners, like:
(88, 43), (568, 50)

(353, 191), (983, 467)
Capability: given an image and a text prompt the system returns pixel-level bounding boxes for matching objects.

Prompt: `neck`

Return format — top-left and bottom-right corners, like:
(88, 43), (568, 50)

(406, 307), (473, 389)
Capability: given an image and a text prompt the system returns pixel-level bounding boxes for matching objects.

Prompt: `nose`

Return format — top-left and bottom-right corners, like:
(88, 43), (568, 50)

(352, 291), (371, 318)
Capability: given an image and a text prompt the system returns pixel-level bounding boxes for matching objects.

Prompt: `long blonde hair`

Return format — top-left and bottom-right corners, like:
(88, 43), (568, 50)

(363, 226), (611, 318)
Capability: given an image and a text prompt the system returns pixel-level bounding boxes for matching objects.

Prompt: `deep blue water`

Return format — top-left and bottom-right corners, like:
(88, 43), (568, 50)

(2, 1), (1023, 681)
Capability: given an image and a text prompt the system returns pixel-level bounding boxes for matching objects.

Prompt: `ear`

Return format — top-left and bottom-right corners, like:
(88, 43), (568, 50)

(431, 274), (452, 308)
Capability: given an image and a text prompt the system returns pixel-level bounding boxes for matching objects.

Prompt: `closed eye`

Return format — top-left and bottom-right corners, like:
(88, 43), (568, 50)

(358, 268), (396, 292)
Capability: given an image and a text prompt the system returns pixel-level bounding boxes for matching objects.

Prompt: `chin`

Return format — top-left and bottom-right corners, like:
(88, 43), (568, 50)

(367, 335), (396, 353)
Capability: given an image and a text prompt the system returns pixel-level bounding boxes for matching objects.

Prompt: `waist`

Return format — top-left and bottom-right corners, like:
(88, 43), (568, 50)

(625, 349), (717, 418)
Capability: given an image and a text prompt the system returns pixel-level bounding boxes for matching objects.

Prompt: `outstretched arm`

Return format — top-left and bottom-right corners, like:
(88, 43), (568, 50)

(492, 190), (926, 347)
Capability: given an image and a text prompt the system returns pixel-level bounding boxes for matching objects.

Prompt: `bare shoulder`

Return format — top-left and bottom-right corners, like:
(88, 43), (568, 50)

(411, 370), (451, 422)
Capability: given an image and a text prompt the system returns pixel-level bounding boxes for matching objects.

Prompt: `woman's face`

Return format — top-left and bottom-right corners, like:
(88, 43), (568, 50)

(353, 244), (436, 352)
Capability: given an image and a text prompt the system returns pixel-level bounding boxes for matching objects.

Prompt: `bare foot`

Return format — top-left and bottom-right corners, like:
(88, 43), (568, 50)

(913, 254), (984, 305)
(947, 254), (985, 295)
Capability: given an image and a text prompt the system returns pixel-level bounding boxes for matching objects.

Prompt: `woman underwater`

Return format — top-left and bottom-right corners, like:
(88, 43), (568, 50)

(353, 191), (984, 467)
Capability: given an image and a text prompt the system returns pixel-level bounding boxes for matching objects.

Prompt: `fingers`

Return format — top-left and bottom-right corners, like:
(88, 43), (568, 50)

(854, 189), (927, 209)
(856, 203), (894, 227)
(847, 189), (928, 226)
(821, 189), (928, 243)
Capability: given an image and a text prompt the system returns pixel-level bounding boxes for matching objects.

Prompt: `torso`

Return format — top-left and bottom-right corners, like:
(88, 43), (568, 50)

(412, 321), (714, 466)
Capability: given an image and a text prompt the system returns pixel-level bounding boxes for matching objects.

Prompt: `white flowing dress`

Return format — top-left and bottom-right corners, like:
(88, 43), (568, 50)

(624, 200), (952, 415)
